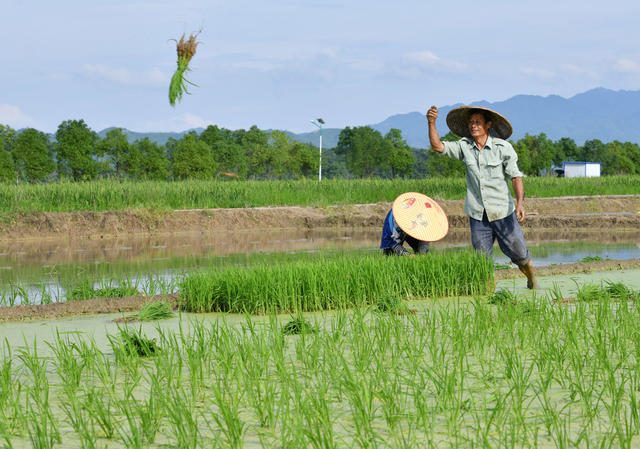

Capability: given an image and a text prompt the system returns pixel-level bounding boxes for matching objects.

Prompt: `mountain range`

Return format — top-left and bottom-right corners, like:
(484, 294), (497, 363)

(98, 88), (640, 148)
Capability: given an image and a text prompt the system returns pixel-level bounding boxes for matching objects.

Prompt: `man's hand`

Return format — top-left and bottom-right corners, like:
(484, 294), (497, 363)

(516, 202), (526, 223)
(426, 105), (438, 124)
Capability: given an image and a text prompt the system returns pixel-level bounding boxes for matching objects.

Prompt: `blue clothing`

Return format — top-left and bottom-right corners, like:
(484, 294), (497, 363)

(380, 210), (430, 255)
(380, 210), (404, 249)
(470, 211), (531, 265)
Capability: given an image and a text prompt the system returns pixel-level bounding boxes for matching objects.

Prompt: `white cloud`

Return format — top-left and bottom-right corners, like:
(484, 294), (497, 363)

(520, 67), (556, 80)
(401, 51), (467, 73)
(0, 104), (37, 129)
(137, 113), (214, 132)
(81, 64), (167, 86)
(614, 59), (640, 74)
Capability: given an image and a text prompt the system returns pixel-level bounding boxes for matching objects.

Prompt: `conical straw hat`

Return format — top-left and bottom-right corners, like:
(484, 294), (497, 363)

(446, 106), (513, 140)
(392, 192), (449, 242)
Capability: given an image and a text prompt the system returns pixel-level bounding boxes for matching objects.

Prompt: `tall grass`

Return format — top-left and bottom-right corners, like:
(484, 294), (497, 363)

(0, 176), (638, 213)
(179, 250), (494, 313)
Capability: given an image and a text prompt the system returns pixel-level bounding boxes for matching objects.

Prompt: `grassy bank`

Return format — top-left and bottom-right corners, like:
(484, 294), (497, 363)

(1, 176), (638, 213)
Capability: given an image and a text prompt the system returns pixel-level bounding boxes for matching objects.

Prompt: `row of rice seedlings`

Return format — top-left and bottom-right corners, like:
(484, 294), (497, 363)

(0, 275), (179, 306)
(1, 176), (638, 213)
(179, 249), (495, 313)
(3, 283), (640, 447)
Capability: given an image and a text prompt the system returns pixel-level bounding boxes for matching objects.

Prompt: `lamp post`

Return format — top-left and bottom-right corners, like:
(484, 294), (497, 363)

(310, 118), (324, 181)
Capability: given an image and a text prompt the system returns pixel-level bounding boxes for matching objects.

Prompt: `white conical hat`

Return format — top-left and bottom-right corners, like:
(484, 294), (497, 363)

(392, 192), (449, 242)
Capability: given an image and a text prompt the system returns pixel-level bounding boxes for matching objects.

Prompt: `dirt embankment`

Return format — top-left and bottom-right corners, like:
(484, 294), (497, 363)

(2, 195), (640, 241)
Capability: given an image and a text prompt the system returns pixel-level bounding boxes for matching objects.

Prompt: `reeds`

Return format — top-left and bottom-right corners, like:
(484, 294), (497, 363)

(179, 250), (495, 313)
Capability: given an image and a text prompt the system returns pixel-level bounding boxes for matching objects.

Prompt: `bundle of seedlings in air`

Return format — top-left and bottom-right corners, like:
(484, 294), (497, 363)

(169, 30), (201, 106)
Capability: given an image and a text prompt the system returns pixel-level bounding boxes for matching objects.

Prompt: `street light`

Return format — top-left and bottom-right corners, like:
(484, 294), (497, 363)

(310, 118), (324, 181)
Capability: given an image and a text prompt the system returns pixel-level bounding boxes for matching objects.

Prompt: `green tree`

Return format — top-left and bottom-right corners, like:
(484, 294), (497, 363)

(126, 138), (169, 180)
(385, 128), (414, 178)
(555, 137), (580, 164)
(601, 141), (639, 175)
(55, 119), (99, 180)
(426, 132), (465, 177)
(335, 126), (390, 178)
(97, 128), (130, 177)
(12, 128), (55, 182)
(200, 126), (248, 178)
(0, 125), (16, 182)
(580, 139), (605, 162)
(514, 133), (555, 176)
(287, 141), (318, 178)
(170, 133), (216, 179)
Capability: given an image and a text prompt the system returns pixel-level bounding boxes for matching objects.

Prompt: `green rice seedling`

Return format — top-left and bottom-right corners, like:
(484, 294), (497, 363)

(84, 386), (115, 439)
(169, 31), (201, 107)
(162, 386), (200, 449)
(108, 327), (159, 359)
(210, 379), (246, 449)
(0, 346), (24, 440)
(180, 250), (493, 314)
(282, 316), (318, 335)
(547, 282), (565, 302)
(579, 255), (608, 263)
(576, 282), (606, 302)
(60, 397), (97, 449)
(494, 263), (511, 270)
(487, 288), (517, 305)
(67, 279), (140, 302)
(603, 281), (639, 301)
(136, 300), (174, 321)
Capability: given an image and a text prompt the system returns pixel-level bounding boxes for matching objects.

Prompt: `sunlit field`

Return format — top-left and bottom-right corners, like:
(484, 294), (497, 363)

(1, 176), (638, 213)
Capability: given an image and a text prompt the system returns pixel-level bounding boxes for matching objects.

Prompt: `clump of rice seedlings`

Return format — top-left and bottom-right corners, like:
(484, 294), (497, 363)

(547, 282), (566, 302)
(108, 328), (159, 359)
(179, 250), (493, 314)
(574, 281), (638, 303)
(603, 280), (639, 301)
(494, 263), (511, 270)
(576, 283), (604, 302)
(136, 301), (174, 321)
(169, 30), (201, 106)
(67, 280), (140, 302)
(282, 316), (317, 336)
(487, 289), (517, 305)
(579, 255), (608, 263)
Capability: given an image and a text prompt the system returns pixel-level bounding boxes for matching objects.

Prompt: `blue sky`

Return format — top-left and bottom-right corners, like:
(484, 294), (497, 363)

(3, 0), (640, 133)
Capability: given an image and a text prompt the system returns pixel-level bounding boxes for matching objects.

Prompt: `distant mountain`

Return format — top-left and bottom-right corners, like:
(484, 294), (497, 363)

(97, 88), (640, 148)
(97, 127), (205, 145)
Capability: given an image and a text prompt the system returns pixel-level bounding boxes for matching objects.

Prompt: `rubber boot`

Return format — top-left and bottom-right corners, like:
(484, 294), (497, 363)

(518, 261), (537, 289)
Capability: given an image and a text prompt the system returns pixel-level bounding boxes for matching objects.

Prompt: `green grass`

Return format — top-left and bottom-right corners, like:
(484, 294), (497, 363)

(1, 176), (638, 213)
(179, 250), (494, 313)
(137, 301), (175, 321)
(66, 280), (140, 302)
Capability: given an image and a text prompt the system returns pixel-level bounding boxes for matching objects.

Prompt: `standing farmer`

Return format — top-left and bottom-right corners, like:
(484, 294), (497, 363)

(426, 105), (537, 289)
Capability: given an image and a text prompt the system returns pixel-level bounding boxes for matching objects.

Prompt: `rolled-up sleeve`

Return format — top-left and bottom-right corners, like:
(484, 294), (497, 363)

(442, 141), (464, 161)
(502, 142), (523, 179)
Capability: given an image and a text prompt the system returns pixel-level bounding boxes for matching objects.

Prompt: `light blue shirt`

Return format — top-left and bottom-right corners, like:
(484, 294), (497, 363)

(442, 136), (523, 222)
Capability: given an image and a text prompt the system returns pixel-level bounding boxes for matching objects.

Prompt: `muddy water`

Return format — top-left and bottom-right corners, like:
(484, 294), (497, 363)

(1, 227), (639, 304)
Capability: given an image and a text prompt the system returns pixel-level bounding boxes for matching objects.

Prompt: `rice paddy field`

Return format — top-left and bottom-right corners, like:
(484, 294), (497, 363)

(1, 177), (639, 447)
(1, 270), (640, 448)
(1, 176), (639, 213)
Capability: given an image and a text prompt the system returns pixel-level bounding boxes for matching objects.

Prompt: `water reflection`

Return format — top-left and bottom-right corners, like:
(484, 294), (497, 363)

(0, 227), (638, 305)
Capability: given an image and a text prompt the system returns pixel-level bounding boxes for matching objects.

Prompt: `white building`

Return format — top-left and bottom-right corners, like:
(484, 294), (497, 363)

(562, 161), (601, 178)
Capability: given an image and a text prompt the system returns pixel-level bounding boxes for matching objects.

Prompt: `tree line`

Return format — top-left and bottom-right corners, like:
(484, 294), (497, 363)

(1, 120), (639, 183)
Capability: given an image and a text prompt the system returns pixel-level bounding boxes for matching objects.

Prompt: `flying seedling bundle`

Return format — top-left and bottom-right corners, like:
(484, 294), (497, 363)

(168, 31), (201, 106)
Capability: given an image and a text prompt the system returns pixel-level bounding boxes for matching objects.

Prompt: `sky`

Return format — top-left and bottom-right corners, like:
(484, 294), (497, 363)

(2, 0), (640, 134)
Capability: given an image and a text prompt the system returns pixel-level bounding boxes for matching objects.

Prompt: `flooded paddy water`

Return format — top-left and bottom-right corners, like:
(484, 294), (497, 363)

(0, 226), (639, 305)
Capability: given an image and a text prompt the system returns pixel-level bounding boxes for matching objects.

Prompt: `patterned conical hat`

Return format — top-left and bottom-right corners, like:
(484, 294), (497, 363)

(392, 192), (449, 242)
(446, 106), (513, 140)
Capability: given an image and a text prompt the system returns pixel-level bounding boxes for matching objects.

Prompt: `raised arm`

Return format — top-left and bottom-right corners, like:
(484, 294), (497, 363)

(426, 106), (444, 153)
